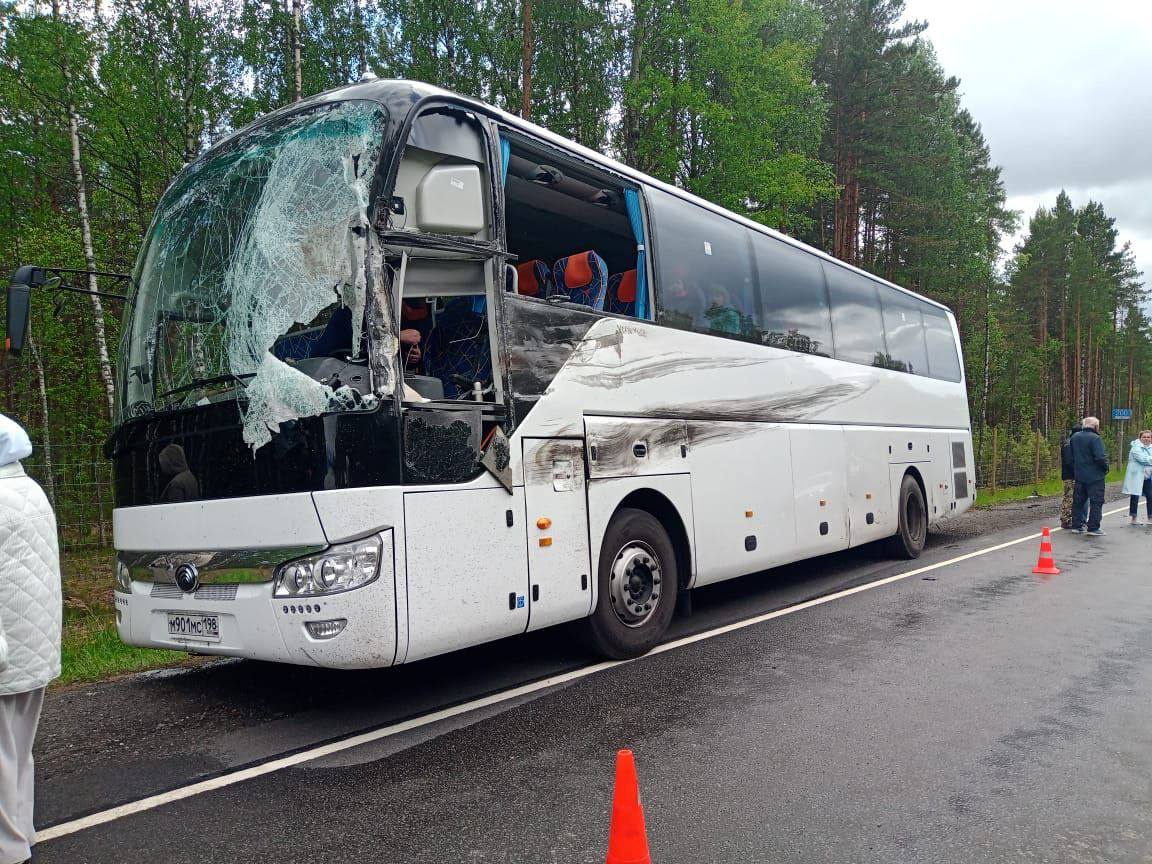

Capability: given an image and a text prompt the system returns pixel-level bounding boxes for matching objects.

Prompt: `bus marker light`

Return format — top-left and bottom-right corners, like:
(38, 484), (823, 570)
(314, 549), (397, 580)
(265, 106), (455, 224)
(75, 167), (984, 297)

(537, 517), (552, 529)
(744, 510), (753, 518)
(819, 499), (827, 507)
(539, 537), (553, 547)
(866, 493), (873, 500)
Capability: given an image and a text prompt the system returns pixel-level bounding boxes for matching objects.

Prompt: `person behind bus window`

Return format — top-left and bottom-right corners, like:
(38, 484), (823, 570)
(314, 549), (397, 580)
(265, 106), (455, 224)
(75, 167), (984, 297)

(1123, 429), (1152, 526)
(704, 283), (742, 335)
(306, 303), (423, 364)
(662, 273), (705, 330)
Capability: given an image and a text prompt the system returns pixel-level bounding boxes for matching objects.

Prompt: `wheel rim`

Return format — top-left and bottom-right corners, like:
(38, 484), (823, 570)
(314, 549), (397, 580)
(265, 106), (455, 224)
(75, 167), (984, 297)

(906, 488), (926, 545)
(608, 541), (662, 628)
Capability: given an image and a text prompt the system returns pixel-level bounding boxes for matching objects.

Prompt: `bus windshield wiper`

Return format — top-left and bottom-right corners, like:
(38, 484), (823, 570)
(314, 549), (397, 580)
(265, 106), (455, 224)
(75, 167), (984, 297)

(157, 373), (255, 403)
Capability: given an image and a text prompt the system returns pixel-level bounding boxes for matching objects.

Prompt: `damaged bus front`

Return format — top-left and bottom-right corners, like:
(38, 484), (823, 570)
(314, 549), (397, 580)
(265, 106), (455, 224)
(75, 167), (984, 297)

(107, 83), (508, 668)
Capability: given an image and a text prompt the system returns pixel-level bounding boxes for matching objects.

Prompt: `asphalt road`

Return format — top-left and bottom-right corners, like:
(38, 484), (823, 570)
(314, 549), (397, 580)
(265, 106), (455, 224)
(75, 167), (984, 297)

(34, 492), (1152, 863)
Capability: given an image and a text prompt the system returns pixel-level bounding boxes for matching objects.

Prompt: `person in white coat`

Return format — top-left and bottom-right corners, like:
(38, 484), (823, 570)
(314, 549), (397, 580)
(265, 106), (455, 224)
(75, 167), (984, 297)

(1123, 429), (1152, 526)
(0, 414), (61, 864)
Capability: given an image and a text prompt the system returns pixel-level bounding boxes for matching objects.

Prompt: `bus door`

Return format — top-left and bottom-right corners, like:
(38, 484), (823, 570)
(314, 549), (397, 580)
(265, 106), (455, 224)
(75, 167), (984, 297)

(522, 438), (593, 630)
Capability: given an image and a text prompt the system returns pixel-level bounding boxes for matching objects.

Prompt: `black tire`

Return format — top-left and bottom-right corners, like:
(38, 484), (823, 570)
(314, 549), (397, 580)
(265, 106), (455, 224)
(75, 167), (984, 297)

(583, 508), (679, 659)
(887, 473), (928, 559)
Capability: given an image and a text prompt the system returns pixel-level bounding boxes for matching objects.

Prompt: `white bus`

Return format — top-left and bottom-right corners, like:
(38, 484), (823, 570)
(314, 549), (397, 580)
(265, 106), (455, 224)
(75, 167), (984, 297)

(40, 80), (973, 666)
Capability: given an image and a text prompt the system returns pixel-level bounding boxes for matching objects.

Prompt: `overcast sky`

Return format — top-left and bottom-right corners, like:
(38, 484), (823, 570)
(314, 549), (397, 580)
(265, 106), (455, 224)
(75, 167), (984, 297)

(901, 0), (1152, 284)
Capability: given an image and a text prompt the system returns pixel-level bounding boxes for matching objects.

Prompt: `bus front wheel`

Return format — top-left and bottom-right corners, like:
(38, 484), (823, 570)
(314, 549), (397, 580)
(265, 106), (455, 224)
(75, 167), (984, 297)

(888, 473), (927, 559)
(583, 508), (678, 660)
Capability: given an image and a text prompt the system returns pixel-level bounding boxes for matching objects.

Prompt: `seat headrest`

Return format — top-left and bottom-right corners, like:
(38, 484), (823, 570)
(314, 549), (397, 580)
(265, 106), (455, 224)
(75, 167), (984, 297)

(615, 270), (637, 302)
(560, 251), (596, 288)
(516, 260), (546, 296)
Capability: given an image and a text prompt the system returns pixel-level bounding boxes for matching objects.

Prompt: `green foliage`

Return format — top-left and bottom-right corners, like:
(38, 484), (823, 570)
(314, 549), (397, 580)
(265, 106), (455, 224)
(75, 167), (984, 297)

(995, 191), (1148, 439)
(621, 0), (833, 233)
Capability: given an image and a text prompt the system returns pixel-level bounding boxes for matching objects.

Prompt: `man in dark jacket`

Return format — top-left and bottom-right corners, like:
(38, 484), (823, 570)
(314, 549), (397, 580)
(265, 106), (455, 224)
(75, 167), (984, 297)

(1070, 416), (1109, 535)
(1059, 423), (1082, 528)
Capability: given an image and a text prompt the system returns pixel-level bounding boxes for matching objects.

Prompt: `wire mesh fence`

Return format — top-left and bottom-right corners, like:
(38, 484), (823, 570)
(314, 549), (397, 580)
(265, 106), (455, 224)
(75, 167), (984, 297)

(22, 442), (113, 552)
(973, 428), (1063, 492)
(973, 423), (1138, 493)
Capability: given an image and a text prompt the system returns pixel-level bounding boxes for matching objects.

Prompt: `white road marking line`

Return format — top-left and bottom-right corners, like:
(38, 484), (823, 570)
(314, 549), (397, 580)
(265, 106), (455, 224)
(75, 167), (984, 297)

(38, 505), (1130, 843)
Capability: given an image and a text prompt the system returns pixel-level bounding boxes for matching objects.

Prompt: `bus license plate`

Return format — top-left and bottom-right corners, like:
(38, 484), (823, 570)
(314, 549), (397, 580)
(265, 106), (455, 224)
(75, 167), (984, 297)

(167, 613), (220, 642)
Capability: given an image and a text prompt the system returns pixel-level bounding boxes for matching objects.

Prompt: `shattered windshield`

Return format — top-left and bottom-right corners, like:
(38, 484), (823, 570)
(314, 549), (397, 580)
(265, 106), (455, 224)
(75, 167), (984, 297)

(117, 100), (393, 450)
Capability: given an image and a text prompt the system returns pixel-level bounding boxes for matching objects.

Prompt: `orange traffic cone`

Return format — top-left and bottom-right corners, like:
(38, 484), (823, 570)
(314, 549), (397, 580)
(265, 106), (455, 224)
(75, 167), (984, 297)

(606, 749), (652, 864)
(1032, 526), (1060, 575)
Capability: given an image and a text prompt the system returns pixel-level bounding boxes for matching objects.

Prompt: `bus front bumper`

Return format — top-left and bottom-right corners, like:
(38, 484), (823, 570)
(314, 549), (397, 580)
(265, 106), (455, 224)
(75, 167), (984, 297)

(114, 530), (397, 669)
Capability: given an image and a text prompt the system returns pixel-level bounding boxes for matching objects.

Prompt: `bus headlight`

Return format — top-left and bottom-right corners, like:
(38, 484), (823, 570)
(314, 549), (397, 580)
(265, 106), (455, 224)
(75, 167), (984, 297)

(273, 537), (382, 597)
(115, 559), (132, 594)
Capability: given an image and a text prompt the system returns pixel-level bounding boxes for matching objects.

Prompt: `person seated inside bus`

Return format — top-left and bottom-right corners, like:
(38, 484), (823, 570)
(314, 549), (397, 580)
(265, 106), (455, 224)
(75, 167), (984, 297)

(399, 299), (432, 370)
(661, 273), (706, 330)
(282, 303), (425, 364)
(703, 283), (743, 336)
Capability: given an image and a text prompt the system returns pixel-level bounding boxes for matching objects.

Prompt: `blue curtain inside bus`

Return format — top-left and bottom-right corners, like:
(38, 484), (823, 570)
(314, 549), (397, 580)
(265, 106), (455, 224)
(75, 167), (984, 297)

(623, 188), (648, 319)
(499, 137), (510, 184)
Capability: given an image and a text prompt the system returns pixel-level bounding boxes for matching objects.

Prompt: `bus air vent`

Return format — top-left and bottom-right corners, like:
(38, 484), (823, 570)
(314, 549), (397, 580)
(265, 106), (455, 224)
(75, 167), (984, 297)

(952, 442), (967, 468)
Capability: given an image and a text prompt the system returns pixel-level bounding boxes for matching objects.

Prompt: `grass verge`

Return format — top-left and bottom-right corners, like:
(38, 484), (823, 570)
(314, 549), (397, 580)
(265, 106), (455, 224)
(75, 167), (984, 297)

(974, 468), (1125, 509)
(58, 550), (189, 687)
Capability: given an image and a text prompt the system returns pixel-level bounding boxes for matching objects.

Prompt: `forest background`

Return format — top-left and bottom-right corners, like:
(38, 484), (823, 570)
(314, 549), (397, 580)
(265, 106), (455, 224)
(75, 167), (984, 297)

(0, 0), (1147, 549)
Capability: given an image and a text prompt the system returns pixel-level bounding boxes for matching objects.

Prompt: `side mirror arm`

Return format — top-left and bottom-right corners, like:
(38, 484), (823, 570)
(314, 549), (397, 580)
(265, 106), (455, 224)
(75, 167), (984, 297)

(6, 265), (132, 354)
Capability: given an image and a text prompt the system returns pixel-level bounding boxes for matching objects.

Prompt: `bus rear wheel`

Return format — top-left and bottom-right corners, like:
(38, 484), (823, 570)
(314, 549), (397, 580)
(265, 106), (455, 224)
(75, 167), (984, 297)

(888, 473), (927, 559)
(583, 508), (678, 660)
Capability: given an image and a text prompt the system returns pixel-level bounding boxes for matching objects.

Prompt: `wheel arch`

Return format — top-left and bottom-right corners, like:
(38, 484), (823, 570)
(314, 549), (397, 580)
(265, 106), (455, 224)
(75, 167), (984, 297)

(613, 488), (694, 591)
(903, 465), (927, 511)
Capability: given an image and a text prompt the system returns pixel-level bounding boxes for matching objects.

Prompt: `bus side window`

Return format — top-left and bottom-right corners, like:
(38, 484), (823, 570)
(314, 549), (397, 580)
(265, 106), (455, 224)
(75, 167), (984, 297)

(647, 187), (758, 340)
(823, 264), (887, 367)
(500, 131), (645, 317)
(878, 285), (929, 375)
(751, 234), (833, 356)
(923, 307), (962, 382)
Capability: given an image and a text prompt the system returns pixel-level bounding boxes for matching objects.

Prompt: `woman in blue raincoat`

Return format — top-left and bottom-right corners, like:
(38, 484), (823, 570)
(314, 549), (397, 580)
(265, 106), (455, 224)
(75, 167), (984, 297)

(1123, 429), (1152, 525)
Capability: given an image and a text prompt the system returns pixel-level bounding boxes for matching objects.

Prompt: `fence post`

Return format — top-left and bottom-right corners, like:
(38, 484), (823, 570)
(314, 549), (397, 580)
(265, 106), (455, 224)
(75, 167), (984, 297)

(1034, 430), (1042, 486)
(991, 427), (999, 493)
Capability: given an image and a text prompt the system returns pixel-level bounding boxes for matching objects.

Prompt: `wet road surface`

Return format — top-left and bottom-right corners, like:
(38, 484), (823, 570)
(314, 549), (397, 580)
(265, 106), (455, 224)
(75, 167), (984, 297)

(35, 497), (1152, 862)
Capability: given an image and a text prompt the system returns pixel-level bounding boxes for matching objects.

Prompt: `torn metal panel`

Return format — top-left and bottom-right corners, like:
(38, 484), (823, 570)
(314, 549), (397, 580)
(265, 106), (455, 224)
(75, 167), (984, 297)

(480, 425), (514, 492)
(503, 296), (599, 425)
(119, 101), (392, 451)
(365, 231), (398, 397)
